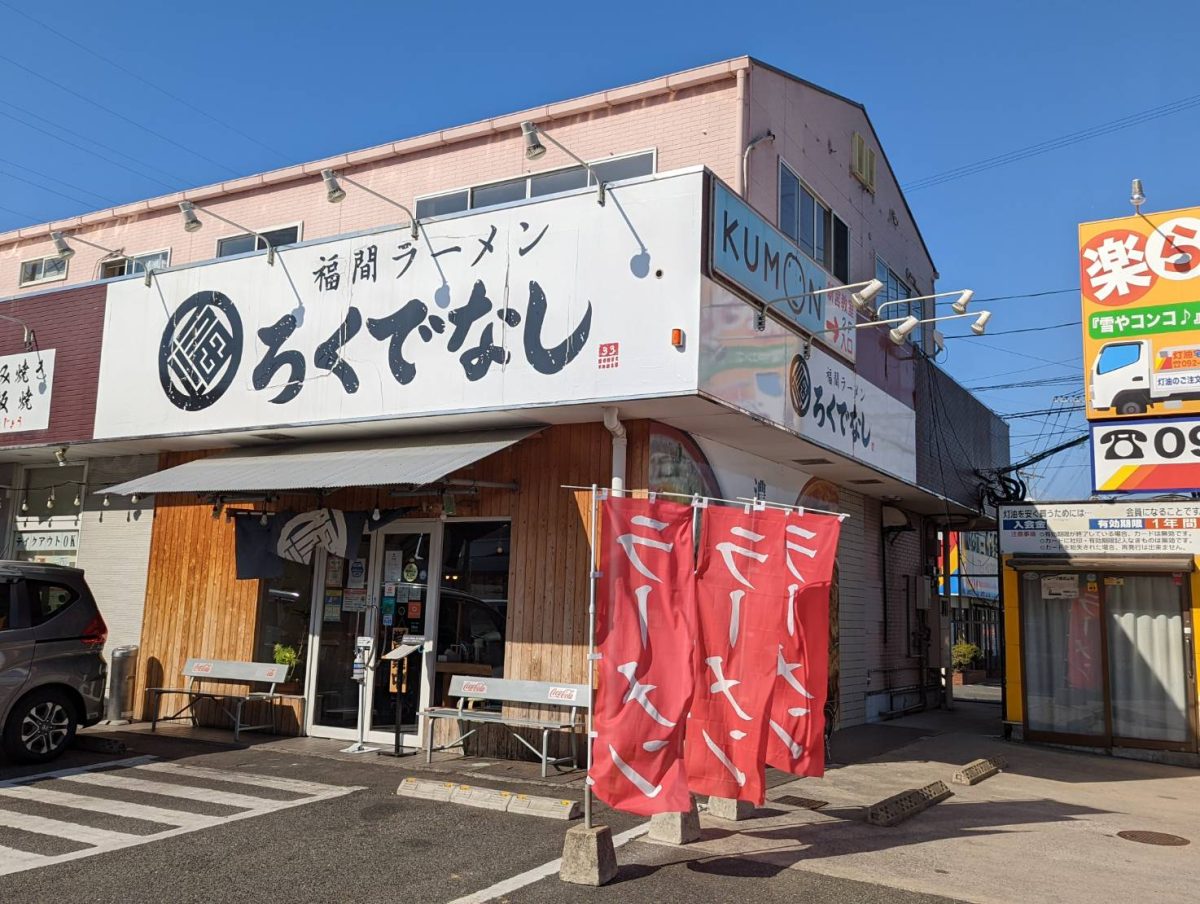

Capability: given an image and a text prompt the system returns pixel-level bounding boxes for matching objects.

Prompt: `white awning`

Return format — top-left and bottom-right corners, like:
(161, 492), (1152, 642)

(103, 428), (538, 495)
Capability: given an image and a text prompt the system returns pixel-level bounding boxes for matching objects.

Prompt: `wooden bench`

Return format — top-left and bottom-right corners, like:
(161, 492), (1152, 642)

(421, 676), (589, 777)
(147, 658), (306, 741)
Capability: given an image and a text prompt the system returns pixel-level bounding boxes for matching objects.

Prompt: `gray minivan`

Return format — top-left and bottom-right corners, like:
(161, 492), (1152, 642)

(0, 562), (108, 764)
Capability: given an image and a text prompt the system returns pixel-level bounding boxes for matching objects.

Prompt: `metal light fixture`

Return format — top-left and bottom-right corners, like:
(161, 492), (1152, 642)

(102, 494), (111, 508)
(51, 232), (75, 259)
(131, 493), (140, 504)
(260, 512), (269, 526)
(47, 493), (55, 510)
(951, 289), (974, 316)
(1131, 178), (1145, 212)
(73, 492), (81, 507)
(319, 169), (419, 239)
(322, 169), (347, 203)
(20, 497), (27, 513)
(180, 201), (276, 264)
(519, 121), (606, 205)
(179, 201), (203, 233)
(850, 278), (885, 311)
(971, 311), (992, 335)
(888, 315), (920, 345)
(55, 446), (67, 467)
(372, 506), (381, 521)
(521, 121), (546, 160)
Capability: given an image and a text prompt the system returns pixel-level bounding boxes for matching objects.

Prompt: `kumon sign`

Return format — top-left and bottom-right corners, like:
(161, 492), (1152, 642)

(1080, 205), (1200, 421)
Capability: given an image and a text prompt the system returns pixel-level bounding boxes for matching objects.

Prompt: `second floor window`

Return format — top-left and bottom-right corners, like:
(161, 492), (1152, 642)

(778, 161), (849, 282)
(415, 151), (654, 220)
(217, 225), (301, 258)
(19, 255), (67, 288)
(100, 250), (170, 279)
(876, 256), (922, 345)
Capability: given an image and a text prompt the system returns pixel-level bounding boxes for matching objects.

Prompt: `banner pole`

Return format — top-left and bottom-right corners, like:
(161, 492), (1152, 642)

(584, 482), (599, 830)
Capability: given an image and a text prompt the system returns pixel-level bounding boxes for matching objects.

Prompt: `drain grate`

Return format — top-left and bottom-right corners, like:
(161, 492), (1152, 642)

(774, 795), (828, 810)
(1117, 830), (1190, 847)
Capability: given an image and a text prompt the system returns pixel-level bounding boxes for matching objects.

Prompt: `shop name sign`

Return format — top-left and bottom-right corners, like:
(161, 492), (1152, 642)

(1079, 205), (1200, 421)
(710, 181), (856, 362)
(92, 173), (704, 440)
(999, 502), (1200, 556)
(700, 284), (915, 483)
(0, 349), (55, 434)
(1091, 415), (1200, 493)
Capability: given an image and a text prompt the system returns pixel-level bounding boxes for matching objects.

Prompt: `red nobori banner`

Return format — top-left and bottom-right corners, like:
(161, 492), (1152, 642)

(766, 511), (841, 777)
(590, 496), (698, 815)
(685, 504), (789, 805)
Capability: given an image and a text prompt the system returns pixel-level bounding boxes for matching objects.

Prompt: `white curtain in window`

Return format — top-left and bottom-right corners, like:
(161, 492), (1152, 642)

(1106, 576), (1189, 743)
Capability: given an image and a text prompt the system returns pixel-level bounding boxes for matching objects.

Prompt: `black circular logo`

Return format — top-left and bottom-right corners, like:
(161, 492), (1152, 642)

(158, 291), (243, 411)
(789, 354), (811, 417)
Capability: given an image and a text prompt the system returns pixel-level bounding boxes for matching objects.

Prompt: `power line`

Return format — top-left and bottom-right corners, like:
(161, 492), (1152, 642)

(946, 319), (1079, 340)
(0, 156), (120, 206)
(0, 2), (291, 165)
(971, 376), (1082, 391)
(904, 91), (1200, 191)
(0, 51), (242, 177)
(0, 102), (184, 193)
(1001, 405), (1085, 419)
(0, 168), (110, 210)
(972, 288), (1079, 304)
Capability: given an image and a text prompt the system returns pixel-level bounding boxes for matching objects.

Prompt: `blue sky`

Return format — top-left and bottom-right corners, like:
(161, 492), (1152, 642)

(0, 1), (1193, 499)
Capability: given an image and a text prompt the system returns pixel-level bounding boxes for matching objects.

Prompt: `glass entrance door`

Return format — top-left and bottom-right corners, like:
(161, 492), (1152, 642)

(366, 525), (441, 744)
(309, 545), (373, 736)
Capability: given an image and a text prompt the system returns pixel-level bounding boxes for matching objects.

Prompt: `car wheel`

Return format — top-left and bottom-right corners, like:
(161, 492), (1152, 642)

(2, 688), (77, 764)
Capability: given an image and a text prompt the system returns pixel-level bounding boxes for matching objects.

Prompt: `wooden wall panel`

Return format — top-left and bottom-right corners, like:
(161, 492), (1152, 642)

(133, 420), (651, 746)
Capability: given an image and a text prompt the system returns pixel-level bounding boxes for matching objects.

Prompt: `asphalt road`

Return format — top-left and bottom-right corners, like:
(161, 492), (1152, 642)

(0, 737), (965, 904)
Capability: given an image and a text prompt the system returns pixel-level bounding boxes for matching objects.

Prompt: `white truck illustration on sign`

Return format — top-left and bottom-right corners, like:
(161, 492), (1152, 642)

(1091, 340), (1200, 415)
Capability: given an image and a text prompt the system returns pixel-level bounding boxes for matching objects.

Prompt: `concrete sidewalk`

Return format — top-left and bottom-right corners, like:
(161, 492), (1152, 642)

(628, 702), (1200, 904)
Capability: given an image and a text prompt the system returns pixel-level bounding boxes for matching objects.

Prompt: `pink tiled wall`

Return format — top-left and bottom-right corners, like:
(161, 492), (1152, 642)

(0, 74), (742, 297)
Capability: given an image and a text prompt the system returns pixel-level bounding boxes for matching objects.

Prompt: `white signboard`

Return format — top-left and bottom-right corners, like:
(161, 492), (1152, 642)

(1000, 502), (1200, 556)
(14, 530), (78, 552)
(0, 348), (55, 434)
(700, 282), (916, 483)
(1091, 416), (1200, 494)
(93, 173), (704, 439)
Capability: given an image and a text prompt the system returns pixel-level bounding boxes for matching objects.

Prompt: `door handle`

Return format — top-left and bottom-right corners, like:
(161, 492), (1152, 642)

(1132, 376), (1145, 382)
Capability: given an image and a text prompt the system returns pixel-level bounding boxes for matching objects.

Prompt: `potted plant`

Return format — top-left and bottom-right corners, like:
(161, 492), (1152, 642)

(951, 640), (985, 686)
(273, 643), (302, 694)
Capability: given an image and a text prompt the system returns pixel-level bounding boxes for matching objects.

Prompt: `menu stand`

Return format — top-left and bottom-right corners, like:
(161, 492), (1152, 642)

(378, 636), (430, 758)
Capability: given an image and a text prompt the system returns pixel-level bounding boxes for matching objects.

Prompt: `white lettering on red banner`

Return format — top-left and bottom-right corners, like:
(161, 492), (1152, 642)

(685, 505), (788, 805)
(766, 512), (841, 777)
(589, 497), (697, 816)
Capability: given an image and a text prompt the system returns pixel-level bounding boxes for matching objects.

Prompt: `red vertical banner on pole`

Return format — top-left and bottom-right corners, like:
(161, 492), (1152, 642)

(589, 496), (697, 816)
(766, 511), (842, 777)
(685, 504), (788, 805)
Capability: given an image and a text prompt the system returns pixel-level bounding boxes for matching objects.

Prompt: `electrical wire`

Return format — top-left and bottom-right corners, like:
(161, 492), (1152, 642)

(945, 319), (1079, 340)
(0, 51), (242, 176)
(0, 102), (184, 191)
(0, 155), (120, 206)
(0, 1), (291, 165)
(903, 91), (1200, 191)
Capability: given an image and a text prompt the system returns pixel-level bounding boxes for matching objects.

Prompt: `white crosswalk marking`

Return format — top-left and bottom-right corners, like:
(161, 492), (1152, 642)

(61, 771), (296, 809)
(0, 785), (211, 829)
(0, 757), (362, 877)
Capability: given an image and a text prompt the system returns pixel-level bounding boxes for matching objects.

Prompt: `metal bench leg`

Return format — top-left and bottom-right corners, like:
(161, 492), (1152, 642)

(426, 718), (434, 764)
(233, 698), (244, 742)
(541, 729), (550, 779)
(572, 727), (579, 772)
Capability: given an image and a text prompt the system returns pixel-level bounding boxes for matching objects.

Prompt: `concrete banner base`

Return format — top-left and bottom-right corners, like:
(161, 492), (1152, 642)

(560, 824), (618, 886)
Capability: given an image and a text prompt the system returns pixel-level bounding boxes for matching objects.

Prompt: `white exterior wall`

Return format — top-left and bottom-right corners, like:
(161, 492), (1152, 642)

(74, 455), (156, 659)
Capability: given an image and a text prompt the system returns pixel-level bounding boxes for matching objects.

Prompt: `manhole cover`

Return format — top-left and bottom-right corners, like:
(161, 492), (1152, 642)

(1117, 830), (1190, 847)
